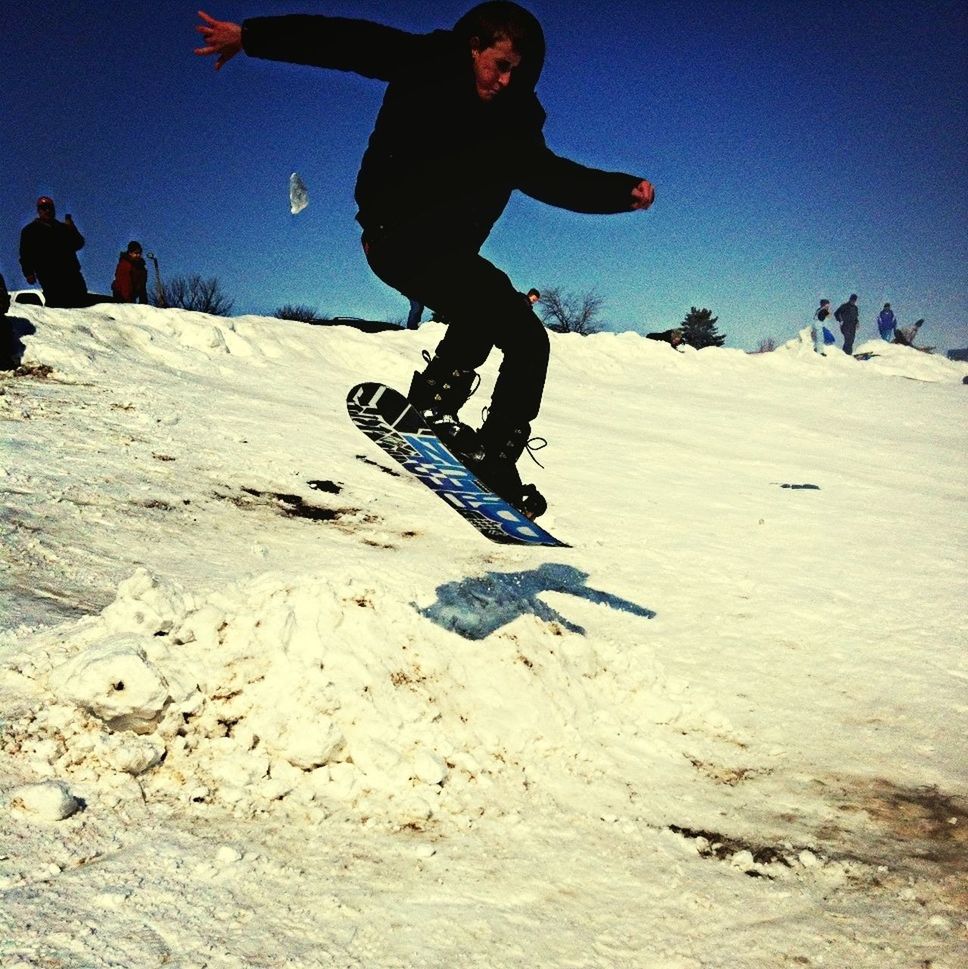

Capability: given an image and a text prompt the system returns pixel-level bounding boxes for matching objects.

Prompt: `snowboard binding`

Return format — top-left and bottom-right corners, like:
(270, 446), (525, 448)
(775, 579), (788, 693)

(407, 352), (482, 461)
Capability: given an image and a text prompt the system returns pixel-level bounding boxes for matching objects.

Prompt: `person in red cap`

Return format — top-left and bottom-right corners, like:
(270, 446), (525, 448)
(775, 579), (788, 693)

(19, 196), (89, 308)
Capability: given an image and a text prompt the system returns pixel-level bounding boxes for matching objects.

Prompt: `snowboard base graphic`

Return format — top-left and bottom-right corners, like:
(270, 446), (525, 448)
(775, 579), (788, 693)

(347, 382), (567, 547)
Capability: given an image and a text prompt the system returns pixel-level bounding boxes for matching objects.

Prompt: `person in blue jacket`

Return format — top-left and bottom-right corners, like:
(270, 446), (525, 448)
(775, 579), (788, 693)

(877, 302), (897, 342)
(195, 3), (655, 519)
(405, 298), (424, 331)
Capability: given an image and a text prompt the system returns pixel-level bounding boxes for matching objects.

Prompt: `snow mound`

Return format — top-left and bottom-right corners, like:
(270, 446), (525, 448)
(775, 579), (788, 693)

(849, 338), (968, 382)
(3, 566), (695, 827)
(775, 327), (968, 383)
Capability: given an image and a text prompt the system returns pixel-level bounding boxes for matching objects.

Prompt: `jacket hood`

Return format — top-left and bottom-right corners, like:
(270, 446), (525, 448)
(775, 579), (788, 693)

(452, 1), (545, 92)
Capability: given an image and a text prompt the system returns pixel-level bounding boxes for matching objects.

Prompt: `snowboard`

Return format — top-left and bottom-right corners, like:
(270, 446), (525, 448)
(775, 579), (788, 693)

(347, 382), (567, 547)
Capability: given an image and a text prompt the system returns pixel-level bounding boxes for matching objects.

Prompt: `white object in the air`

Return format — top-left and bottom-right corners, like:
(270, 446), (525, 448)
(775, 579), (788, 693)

(289, 172), (309, 215)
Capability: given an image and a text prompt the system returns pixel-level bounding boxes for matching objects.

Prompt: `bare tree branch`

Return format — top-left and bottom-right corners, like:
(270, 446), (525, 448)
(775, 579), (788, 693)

(161, 275), (234, 316)
(537, 287), (604, 335)
(274, 304), (331, 324)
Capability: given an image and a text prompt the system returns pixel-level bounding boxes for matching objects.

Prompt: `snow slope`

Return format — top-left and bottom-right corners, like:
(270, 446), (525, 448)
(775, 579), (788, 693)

(1, 304), (966, 968)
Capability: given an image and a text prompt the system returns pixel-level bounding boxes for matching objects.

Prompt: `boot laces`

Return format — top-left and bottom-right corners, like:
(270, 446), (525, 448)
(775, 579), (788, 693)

(420, 350), (481, 398)
(524, 436), (548, 469)
(479, 406), (548, 469)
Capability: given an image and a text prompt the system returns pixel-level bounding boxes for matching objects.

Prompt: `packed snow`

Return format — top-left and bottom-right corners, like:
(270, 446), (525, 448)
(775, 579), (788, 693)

(1, 302), (966, 968)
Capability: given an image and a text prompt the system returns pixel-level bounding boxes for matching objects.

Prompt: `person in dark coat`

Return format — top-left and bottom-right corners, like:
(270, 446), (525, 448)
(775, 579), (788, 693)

(19, 196), (89, 308)
(112, 241), (150, 303)
(834, 294), (860, 355)
(195, 3), (655, 519)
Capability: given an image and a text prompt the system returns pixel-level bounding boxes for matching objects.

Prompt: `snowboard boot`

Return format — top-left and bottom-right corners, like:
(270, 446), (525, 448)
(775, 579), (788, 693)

(407, 352), (481, 460)
(470, 417), (548, 520)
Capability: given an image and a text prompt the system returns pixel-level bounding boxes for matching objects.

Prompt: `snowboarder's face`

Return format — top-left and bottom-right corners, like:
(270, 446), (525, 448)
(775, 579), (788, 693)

(470, 36), (521, 101)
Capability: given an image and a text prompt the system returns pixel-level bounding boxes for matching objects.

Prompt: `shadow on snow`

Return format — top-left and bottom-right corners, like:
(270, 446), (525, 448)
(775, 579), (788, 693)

(415, 562), (655, 640)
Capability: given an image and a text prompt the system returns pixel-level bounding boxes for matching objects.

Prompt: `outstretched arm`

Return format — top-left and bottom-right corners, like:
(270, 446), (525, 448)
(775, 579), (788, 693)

(196, 9), (431, 81)
(630, 179), (655, 211)
(195, 10), (243, 70)
(519, 138), (654, 215)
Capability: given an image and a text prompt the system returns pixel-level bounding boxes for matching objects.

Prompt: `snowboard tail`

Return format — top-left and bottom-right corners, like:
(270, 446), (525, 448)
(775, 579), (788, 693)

(347, 382), (567, 547)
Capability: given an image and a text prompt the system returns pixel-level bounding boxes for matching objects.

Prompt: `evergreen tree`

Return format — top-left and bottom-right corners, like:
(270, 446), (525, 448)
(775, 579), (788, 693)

(680, 306), (725, 348)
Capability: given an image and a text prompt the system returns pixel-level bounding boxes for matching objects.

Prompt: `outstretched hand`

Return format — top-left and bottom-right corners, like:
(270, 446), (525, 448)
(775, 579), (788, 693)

(630, 179), (655, 211)
(194, 10), (243, 70)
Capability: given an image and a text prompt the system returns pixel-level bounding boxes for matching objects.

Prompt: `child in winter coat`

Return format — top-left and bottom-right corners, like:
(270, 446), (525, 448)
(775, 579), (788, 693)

(112, 242), (149, 303)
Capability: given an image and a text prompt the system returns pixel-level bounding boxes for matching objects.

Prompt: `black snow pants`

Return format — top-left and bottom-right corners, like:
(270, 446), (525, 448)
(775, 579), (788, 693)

(363, 223), (549, 426)
(40, 270), (89, 309)
(840, 321), (857, 356)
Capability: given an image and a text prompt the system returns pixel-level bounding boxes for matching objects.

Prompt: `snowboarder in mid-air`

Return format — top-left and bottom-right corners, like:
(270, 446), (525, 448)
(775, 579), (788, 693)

(196, 2), (655, 520)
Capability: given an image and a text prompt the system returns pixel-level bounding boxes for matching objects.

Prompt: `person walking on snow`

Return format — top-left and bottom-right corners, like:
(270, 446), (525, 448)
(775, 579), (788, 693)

(834, 294), (859, 355)
(195, 3), (655, 520)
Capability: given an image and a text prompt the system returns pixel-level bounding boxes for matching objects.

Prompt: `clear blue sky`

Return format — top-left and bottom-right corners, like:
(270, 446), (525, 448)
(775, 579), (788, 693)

(3, 1), (966, 349)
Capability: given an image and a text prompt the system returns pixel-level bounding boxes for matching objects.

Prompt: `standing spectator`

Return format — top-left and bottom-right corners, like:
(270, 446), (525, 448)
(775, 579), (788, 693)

(112, 241), (150, 303)
(405, 297), (423, 330)
(813, 298), (835, 355)
(877, 302), (897, 342)
(834, 293), (859, 355)
(525, 287), (540, 306)
(19, 196), (89, 308)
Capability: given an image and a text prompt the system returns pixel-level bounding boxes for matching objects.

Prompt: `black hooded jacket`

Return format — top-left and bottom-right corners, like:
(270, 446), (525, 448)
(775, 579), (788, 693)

(834, 301), (859, 328)
(241, 13), (642, 248)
